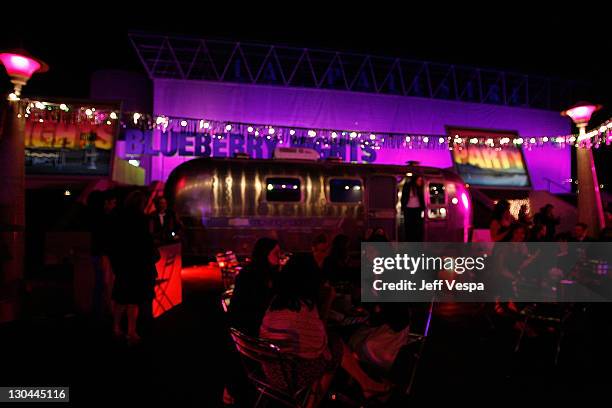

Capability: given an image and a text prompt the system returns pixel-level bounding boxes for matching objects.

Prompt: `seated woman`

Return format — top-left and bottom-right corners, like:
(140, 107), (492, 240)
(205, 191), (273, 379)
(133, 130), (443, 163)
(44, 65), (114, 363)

(228, 237), (281, 336)
(225, 237), (282, 405)
(260, 253), (389, 403)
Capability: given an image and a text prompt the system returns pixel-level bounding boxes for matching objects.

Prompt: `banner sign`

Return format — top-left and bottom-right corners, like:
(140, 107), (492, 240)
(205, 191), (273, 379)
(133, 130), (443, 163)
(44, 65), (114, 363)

(449, 127), (530, 188)
(25, 102), (119, 176)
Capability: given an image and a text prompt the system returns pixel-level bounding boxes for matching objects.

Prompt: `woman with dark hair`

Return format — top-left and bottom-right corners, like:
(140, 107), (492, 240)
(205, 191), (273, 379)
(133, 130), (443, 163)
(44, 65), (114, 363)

(401, 176), (426, 241)
(108, 190), (159, 344)
(224, 237), (282, 405)
(518, 204), (533, 227)
(228, 237), (281, 336)
(260, 253), (389, 403)
(322, 234), (351, 284)
(490, 199), (514, 242)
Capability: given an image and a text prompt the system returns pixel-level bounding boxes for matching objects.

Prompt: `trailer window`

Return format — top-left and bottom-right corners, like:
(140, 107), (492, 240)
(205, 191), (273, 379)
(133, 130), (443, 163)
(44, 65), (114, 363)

(265, 178), (301, 202)
(329, 179), (363, 203)
(428, 183), (446, 205)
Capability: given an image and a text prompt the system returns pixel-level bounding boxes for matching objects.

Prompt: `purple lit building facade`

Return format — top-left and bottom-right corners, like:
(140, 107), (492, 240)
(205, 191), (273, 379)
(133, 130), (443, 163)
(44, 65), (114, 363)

(104, 35), (577, 194)
(144, 79), (571, 191)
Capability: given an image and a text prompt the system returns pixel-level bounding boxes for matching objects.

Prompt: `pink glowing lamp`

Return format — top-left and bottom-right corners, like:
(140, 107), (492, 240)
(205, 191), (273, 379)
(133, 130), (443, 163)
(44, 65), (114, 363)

(0, 49), (48, 97)
(561, 102), (601, 126)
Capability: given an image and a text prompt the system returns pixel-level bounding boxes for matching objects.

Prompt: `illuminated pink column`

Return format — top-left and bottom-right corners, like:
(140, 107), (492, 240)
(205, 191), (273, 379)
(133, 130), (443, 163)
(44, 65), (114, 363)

(0, 100), (25, 320)
(0, 50), (47, 321)
(562, 103), (605, 238)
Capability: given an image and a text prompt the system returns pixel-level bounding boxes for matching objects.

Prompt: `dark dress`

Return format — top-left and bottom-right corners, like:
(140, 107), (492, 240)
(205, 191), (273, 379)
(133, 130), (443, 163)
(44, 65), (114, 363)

(109, 210), (159, 305)
(90, 209), (114, 257)
(401, 181), (425, 242)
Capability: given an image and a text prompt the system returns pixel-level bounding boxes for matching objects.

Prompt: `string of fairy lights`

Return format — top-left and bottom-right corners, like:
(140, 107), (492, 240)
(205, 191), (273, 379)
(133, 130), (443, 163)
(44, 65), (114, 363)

(17, 99), (612, 150)
(17, 100), (119, 126)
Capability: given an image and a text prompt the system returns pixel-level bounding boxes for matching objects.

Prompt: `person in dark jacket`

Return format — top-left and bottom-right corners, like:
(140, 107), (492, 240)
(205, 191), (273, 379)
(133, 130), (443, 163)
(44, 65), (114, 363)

(534, 204), (560, 241)
(400, 175), (426, 241)
(149, 196), (182, 246)
(228, 237), (281, 336)
(108, 190), (159, 344)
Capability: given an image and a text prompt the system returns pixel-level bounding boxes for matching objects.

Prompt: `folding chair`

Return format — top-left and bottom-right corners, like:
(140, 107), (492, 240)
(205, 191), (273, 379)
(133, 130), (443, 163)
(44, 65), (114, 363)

(218, 251), (240, 290)
(229, 327), (318, 408)
(513, 303), (571, 365)
(220, 289), (233, 313)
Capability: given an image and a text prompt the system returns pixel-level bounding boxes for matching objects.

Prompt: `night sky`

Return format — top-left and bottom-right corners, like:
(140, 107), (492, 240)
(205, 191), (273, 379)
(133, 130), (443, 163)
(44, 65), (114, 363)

(1, 9), (610, 107)
(1, 7), (610, 186)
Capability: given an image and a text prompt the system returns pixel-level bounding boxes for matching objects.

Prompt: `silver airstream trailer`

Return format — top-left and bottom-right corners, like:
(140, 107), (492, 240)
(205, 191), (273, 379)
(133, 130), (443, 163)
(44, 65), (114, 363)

(165, 149), (472, 257)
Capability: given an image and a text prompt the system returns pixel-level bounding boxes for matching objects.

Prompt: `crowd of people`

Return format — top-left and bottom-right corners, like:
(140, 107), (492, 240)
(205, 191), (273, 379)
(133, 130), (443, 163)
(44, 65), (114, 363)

(225, 226), (415, 406)
(490, 200), (607, 244)
(87, 189), (182, 345)
(488, 200), (612, 319)
(222, 197), (611, 405)
(82, 184), (610, 404)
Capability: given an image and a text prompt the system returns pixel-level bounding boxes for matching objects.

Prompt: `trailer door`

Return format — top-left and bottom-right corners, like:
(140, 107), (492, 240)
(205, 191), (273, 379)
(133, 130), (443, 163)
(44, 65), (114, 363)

(366, 175), (398, 240)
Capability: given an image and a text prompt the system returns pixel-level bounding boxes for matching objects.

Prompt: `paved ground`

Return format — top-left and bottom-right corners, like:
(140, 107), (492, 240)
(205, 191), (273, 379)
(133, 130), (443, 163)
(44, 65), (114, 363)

(3, 277), (612, 406)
